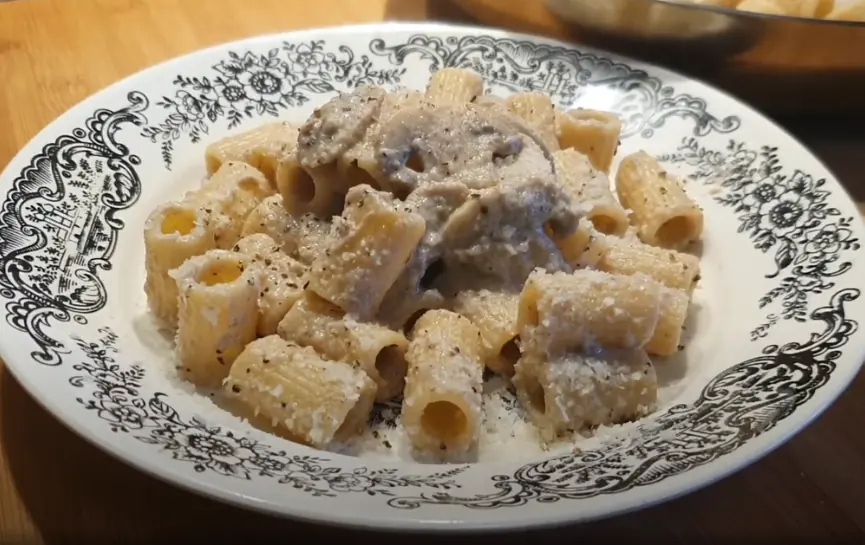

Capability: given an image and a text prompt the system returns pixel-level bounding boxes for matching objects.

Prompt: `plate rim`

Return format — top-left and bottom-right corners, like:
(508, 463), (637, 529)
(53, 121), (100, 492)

(1, 20), (864, 532)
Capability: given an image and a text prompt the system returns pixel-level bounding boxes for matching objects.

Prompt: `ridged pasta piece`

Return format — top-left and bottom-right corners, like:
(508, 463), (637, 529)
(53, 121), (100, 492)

(402, 310), (485, 456)
(233, 234), (308, 336)
(615, 151), (704, 250)
(240, 194), (292, 245)
(171, 249), (261, 388)
(277, 157), (342, 219)
(826, 0), (865, 20)
(452, 290), (520, 377)
(773, 0), (833, 17)
(512, 349), (657, 441)
(204, 121), (297, 186)
(646, 286), (690, 356)
(553, 149), (628, 236)
(224, 335), (377, 448)
(424, 67), (484, 105)
(518, 269), (661, 357)
(337, 88), (427, 196)
(554, 108), (622, 174)
(308, 186), (426, 320)
(185, 161), (274, 249)
(143, 201), (215, 328)
(277, 293), (409, 402)
(736, 0), (788, 13)
(547, 218), (607, 269)
(240, 194), (333, 265)
(504, 92), (560, 152)
(598, 234), (701, 293)
(688, 0), (736, 5)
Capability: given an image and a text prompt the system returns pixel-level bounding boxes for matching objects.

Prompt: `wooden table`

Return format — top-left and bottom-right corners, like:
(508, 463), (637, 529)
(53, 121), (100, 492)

(1, 0), (864, 542)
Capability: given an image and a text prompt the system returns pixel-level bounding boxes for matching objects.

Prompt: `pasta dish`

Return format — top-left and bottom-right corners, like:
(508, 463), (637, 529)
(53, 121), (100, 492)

(143, 68), (703, 462)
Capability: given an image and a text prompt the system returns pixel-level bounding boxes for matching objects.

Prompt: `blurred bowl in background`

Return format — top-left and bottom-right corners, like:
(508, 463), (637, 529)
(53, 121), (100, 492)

(545, 0), (865, 114)
(449, 0), (865, 115)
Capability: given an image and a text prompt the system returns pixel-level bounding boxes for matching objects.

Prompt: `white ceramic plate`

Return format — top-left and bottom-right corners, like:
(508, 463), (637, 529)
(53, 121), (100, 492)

(1, 22), (864, 532)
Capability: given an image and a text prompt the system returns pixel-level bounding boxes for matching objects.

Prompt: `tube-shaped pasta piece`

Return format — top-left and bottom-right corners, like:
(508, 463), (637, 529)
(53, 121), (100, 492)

(598, 234), (701, 293)
(143, 201), (215, 328)
(513, 349), (657, 441)
(171, 249), (261, 388)
(277, 156), (342, 218)
(452, 290), (520, 377)
(185, 161), (274, 249)
(308, 187), (426, 319)
(277, 293), (409, 402)
(518, 269), (661, 357)
(425, 67), (484, 105)
(773, 0), (833, 17)
(553, 149), (628, 236)
(335, 89), (427, 197)
(240, 195), (333, 265)
(736, 0), (787, 13)
(204, 121), (298, 185)
(240, 194), (292, 245)
(646, 286), (690, 356)
(233, 234), (307, 336)
(554, 108), (622, 174)
(547, 218), (607, 269)
(402, 310), (484, 456)
(224, 335), (377, 448)
(615, 151), (704, 250)
(683, 0), (736, 5)
(826, 0), (865, 20)
(505, 92), (560, 152)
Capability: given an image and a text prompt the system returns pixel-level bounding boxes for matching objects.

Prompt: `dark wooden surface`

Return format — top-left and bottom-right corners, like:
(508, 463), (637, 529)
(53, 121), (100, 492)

(0, 0), (864, 542)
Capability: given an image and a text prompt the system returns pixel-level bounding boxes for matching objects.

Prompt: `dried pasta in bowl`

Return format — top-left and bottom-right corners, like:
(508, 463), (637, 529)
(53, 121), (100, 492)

(142, 66), (706, 463)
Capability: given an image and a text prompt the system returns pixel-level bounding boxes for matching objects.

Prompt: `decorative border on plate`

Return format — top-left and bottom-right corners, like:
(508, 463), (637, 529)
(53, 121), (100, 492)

(138, 35), (741, 169)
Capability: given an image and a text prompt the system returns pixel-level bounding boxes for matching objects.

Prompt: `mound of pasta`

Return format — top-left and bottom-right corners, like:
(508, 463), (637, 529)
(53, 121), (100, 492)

(143, 68), (704, 462)
(677, 0), (865, 21)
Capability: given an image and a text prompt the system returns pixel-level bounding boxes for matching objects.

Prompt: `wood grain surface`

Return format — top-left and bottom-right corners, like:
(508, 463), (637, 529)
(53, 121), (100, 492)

(1, 0), (864, 543)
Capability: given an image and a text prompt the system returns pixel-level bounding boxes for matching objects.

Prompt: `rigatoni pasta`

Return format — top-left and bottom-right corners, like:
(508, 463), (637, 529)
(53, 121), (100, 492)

(598, 233), (701, 293)
(144, 67), (707, 463)
(171, 249), (260, 388)
(679, 0), (859, 20)
(513, 349), (657, 441)
(616, 151), (704, 250)
(233, 234), (307, 336)
(826, 0), (865, 20)
(224, 335), (377, 448)
(547, 218), (607, 269)
(736, 0), (788, 13)
(185, 161), (274, 249)
(277, 293), (409, 402)
(143, 201), (215, 328)
(204, 121), (297, 185)
(553, 148), (629, 236)
(402, 310), (485, 456)
(518, 269), (662, 357)
(505, 92), (560, 152)
(646, 286), (691, 356)
(555, 108), (622, 174)
(307, 185), (426, 319)
(425, 67), (484, 105)
(240, 194), (333, 264)
(453, 290), (520, 377)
